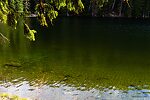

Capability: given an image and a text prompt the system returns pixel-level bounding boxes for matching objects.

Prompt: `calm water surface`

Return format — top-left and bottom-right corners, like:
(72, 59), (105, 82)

(0, 17), (150, 99)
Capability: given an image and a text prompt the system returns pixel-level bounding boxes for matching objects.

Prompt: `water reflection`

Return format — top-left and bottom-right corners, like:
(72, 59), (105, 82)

(1, 18), (150, 99)
(0, 79), (150, 100)
(0, 80), (101, 100)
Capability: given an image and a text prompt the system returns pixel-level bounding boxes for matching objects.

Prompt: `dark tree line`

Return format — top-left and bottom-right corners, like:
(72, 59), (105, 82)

(81, 0), (150, 17)
(28, 0), (150, 18)
(0, 0), (150, 42)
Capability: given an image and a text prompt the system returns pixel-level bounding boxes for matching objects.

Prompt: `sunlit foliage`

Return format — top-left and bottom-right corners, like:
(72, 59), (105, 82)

(35, 0), (84, 26)
(0, 93), (29, 100)
(0, 0), (150, 42)
(24, 23), (37, 41)
(0, 1), (8, 24)
(0, 0), (33, 41)
(47, 9), (58, 24)
(66, 0), (84, 14)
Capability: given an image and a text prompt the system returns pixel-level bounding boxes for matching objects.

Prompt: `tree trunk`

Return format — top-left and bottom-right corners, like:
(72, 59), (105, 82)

(142, 0), (148, 18)
(111, 0), (116, 11)
(39, 0), (44, 14)
(119, 0), (123, 16)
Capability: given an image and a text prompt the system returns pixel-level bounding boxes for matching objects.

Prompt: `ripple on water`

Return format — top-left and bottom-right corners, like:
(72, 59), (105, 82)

(0, 81), (150, 100)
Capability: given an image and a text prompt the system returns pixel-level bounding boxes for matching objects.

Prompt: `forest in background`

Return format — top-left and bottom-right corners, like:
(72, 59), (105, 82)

(29, 0), (150, 18)
(0, 0), (150, 42)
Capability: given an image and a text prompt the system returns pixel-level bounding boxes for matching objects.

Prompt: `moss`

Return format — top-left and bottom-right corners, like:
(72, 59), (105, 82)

(24, 23), (37, 41)
(38, 13), (48, 27)
(56, 0), (66, 10)
(67, 2), (76, 11)
(0, 1), (9, 24)
(0, 1), (9, 14)
(66, 0), (84, 14)
(47, 10), (58, 24)
(35, 0), (84, 27)
(0, 11), (7, 24)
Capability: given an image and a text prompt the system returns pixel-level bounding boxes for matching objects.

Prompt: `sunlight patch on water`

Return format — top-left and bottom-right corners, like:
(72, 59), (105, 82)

(0, 80), (150, 100)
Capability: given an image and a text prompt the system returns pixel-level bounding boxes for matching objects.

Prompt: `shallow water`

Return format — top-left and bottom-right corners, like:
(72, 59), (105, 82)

(0, 17), (150, 99)
(1, 80), (150, 100)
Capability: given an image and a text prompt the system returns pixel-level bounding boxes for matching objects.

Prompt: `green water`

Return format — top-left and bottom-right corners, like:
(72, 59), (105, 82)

(0, 17), (150, 99)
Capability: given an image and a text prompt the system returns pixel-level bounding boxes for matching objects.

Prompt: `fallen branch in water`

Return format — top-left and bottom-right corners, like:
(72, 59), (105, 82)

(3, 61), (22, 68)
(0, 33), (9, 45)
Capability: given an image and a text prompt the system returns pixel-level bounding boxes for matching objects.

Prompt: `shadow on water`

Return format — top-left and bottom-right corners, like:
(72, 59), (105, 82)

(0, 17), (150, 99)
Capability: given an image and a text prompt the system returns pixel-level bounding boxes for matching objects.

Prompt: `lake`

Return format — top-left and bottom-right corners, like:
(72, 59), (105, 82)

(0, 17), (150, 99)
